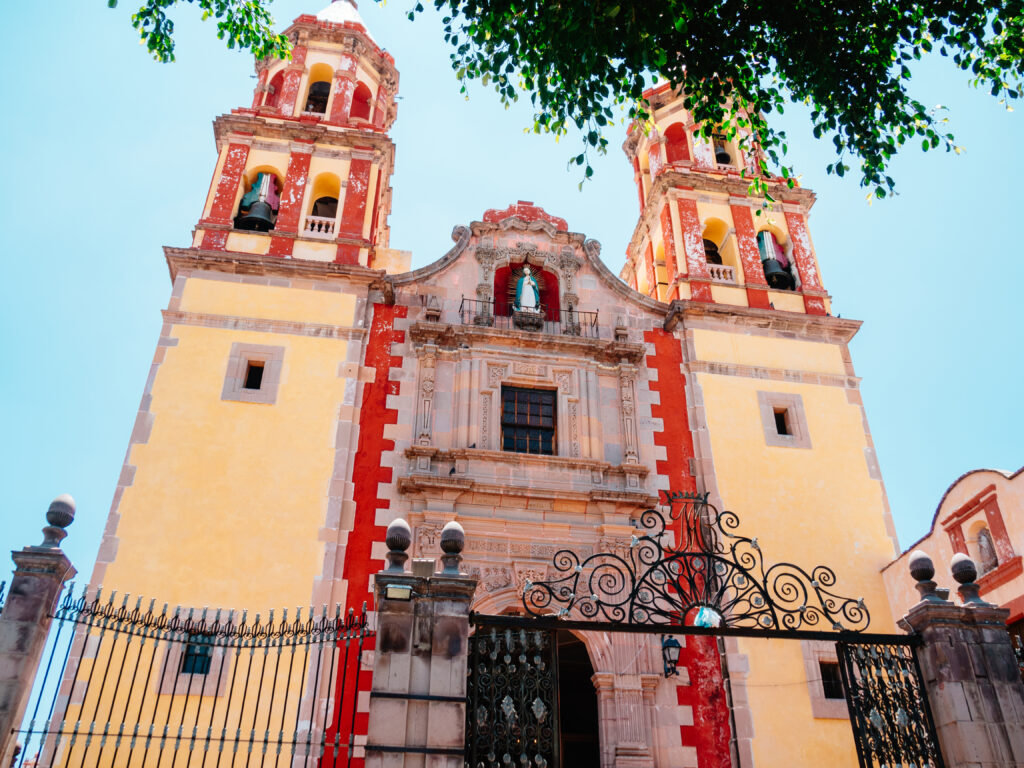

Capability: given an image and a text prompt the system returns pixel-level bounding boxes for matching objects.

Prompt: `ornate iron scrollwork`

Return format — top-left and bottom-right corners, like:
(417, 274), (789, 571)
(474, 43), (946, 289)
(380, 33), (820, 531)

(837, 642), (944, 768)
(465, 627), (558, 768)
(522, 491), (870, 631)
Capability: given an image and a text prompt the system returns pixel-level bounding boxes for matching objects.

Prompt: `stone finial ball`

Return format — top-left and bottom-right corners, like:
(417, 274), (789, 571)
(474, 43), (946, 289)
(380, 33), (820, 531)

(439, 521), (465, 555)
(47, 494), (76, 530)
(950, 553), (978, 585)
(908, 549), (935, 582)
(385, 518), (412, 553)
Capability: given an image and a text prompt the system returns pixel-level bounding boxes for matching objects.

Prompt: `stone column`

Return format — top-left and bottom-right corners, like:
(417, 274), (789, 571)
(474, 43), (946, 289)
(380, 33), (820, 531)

(899, 550), (1024, 767)
(0, 496), (77, 766)
(366, 520), (477, 768)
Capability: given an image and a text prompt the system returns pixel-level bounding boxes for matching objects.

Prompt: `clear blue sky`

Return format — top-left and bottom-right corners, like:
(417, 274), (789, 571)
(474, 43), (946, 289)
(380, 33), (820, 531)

(0, 1), (1020, 582)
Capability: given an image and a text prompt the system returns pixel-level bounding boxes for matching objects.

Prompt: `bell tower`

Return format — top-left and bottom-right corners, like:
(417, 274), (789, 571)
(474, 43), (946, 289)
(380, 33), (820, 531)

(621, 85), (829, 316)
(194, 0), (402, 268)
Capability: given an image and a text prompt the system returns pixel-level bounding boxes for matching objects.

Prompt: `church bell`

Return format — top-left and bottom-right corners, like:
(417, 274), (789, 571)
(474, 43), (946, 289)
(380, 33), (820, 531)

(237, 201), (276, 232)
(714, 146), (731, 165)
(761, 258), (794, 290)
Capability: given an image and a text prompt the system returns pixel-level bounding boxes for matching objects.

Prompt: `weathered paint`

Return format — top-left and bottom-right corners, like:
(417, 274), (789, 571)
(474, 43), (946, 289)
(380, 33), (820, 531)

(205, 142), (250, 226)
(276, 47), (309, 118)
(251, 68), (269, 109)
(658, 203), (680, 301)
(645, 328), (732, 768)
(675, 198), (713, 303)
(483, 200), (567, 231)
(338, 157), (372, 239)
(329, 54), (358, 124)
(729, 201), (772, 310)
(274, 146), (314, 233)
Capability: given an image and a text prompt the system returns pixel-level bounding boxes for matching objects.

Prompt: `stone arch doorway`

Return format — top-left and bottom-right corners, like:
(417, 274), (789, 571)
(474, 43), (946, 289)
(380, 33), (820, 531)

(557, 630), (600, 767)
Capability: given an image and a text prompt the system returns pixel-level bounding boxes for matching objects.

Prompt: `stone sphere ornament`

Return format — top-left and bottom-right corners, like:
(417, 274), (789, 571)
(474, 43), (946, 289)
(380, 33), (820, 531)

(439, 520), (466, 575)
(908, 549), (935, 582)
(41, 493), (76, 548)
(950, 553), (978, 585)
(440, 521), (465, 555)
(384, 518), (412, 573)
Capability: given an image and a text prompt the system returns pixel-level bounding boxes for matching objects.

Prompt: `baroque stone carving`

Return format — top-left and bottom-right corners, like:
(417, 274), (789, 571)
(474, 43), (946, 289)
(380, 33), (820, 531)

(569, 402), (580, 458)
(470, 565), (514, 593)
(513, 362), (547, 377)
(487, 364), (508, 390)
(480, 392), (491, 450)
(416, 523), (443, 555)
(619, 365), (640, 464)
(416, 346), (437, 445)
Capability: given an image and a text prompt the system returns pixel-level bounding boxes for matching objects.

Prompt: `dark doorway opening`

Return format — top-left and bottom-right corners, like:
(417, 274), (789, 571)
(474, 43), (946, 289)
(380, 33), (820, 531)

(557, 631), (600, 768)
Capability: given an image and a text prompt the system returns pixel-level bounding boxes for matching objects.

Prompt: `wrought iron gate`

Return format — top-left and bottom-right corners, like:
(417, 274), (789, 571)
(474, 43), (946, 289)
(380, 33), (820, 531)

(838, 641), (944, 768)
(12, 586), (372, 768)
(465, 622), (559, 768)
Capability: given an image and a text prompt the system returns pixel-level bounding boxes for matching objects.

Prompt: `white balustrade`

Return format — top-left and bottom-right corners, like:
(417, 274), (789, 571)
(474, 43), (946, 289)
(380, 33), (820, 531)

(708, 264), (736, 283)
(304, 216), (336, 239)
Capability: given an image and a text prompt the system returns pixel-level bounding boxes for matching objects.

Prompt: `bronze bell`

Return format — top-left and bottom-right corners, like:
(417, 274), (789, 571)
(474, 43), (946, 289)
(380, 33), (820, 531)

(714, 146), (731, 165)
(237, 201), (276, 232)
(761, 258), (794, 290)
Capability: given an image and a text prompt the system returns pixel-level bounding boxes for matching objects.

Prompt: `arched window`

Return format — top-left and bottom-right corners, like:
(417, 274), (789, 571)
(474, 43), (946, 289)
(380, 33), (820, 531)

(304, 81), (330, 115)
(713, 135), (732, 165)
(350, 83), (373, 121)
(304, 172), (341, 238)
(235, 169), (282, 232)
(977, 527), (999, 574)
(664, 123), (689, 164)
(264, 71), (284, 109)
(757, 230), (795, 290)
(703, 238), (723, 265)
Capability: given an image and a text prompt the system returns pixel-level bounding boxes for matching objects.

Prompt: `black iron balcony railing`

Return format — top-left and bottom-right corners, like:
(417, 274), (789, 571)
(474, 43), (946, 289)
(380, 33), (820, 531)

(459, 297), (599, 338)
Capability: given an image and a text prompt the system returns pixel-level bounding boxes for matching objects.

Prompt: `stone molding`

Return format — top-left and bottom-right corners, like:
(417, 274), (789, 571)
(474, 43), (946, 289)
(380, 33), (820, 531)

(164, 247), (384, 284)
(163, 310), (366, 341)
(663, 300), (860, 342)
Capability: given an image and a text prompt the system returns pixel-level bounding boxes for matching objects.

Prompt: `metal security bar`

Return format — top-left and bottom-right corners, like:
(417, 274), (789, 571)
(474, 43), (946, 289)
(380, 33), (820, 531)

(837, 642), (944, 768)
(13, 585), (373, 768)
(458, 297), (600, 338)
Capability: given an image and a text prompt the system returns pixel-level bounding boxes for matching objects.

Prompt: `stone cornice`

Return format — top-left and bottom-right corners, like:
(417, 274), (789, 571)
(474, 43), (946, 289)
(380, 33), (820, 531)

(162, 309), (366, 341)
(406, 321), (648, 364)
(663, 300), (862, 343)
(213, 113), (396, 156)
(396, 469), (659, 508)
(406, 446), (649, 478)
(164, 246), (388, 291)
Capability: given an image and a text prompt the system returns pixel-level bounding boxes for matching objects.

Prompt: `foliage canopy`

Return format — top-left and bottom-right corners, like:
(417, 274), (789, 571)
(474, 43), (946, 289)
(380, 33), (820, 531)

(114, 0), (1023, 197)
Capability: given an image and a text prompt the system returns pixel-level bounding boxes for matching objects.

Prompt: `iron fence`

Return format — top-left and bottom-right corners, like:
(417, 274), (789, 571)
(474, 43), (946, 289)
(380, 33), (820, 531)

(12, 585), (373, 768)
(458, 298), (599, 339)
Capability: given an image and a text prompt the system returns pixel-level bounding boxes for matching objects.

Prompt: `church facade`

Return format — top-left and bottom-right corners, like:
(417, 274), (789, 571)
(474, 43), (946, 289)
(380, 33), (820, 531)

(85, 2), (905, 766)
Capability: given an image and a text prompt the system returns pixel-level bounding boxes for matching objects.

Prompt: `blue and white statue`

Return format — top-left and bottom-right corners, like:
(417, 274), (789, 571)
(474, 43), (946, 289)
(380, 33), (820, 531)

(514, 266), (541, 313)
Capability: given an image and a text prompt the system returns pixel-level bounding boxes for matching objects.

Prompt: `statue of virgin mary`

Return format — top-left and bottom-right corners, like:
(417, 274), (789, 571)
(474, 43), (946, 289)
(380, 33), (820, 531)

(514, 266), (541, 313)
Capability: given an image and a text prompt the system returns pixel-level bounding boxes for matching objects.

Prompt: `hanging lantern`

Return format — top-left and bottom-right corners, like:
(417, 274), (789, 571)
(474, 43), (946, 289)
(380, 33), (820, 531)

(661, 636), (682, 678)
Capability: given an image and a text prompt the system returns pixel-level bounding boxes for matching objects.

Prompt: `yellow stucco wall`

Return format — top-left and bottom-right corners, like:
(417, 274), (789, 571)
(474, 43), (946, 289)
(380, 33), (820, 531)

(99, 276), (360, 610)
(692, 327), (897, 768)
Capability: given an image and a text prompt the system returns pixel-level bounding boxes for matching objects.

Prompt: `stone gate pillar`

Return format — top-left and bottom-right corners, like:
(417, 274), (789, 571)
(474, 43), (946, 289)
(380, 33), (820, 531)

(900, 550), (1024, 766)
(366, 519), (477, 768)
(0, 495), (77, 766)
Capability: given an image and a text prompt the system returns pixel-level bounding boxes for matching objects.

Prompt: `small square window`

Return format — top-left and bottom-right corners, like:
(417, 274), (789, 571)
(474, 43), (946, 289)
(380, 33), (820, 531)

(222, 343), (284, 405)
(758, 392), (811, 449)
(243, 362), (265, 390)
(773, 408), (790, 436)
(180, 640), (212, 675)
(819, 661), (844, 700)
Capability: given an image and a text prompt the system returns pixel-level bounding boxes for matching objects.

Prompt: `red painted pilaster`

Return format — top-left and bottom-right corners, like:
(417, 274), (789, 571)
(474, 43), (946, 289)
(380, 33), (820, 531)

(783, 207), (826, 315)
(323, 303), (407, 768)
(645, 329), (731, 768)
(200, 141), (250, 250)
(336, 155), (373, 264)
(329, 54), (358, 124)
(985, 502), (1016, 562)
(371, 86), (388, 129)
(251, 68), (268, 109)
(265, 144), (313, 257)
(658, 204), (680, 301)
(675, 198), (714, 303)
(730, 201), (772, 310)
(276, 46), (308, 117)
(949, 526), (968, 556)
(633, 157), (645, 212)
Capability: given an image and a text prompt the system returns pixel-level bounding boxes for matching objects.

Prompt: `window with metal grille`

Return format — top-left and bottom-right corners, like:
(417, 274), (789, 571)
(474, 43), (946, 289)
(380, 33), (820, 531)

(501, 386), (556, 455)
(819, 661), (844, 700)
(180, 639), (212, 675)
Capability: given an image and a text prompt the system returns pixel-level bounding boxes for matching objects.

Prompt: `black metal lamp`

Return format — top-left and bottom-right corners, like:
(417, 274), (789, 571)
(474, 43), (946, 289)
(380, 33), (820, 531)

(661, 636), (682, 678)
